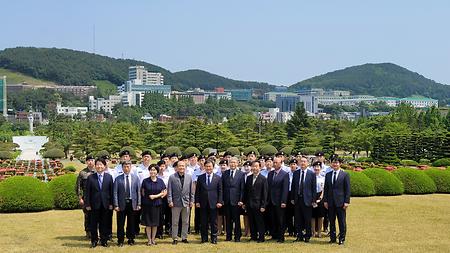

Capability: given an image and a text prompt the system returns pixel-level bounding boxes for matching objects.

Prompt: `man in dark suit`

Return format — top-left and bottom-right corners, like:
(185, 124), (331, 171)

(267, 157), (289, 242)
(323, 155), (350, 245)
(243, 161), (268, 243)
(291, 156), (316, 243)
(195, 160), (223, 244)
(222, 157), (245, 242)
(85, 158), (114, 248)
(113, 161), (141, 247)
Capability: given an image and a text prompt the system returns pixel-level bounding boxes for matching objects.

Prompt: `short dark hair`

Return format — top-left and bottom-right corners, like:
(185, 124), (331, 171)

(95, 158), (107, 167)
(157, 160), (165, 166)
(204, 160), (215, 167)
(251, 161), (260, 167)
(149, 164), (160, 173)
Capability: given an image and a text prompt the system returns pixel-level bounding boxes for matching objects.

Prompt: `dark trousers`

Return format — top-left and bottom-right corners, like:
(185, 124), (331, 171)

(107, 209), (113, 238)
(83, 207), (90, 232)
(194, 206), (201, 233)
(200, 207), (218, 242)
(328, 205), (346, 241)
(270, 204), (286, 240)
(285, 198), (295, 235)
(134, 209), (141, 235)
(157, 197), (168, 237)
(294, 196), (312, 239)
(264, 204), (272, 235)
(116, 201), (137, 243)
(248, 207), (265, 241)
(89, 206), (109, 244)
(224, 204), (242, 240)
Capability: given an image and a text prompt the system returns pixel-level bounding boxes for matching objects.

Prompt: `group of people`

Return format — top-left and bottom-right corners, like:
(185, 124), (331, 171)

(76, 149), (350, 248)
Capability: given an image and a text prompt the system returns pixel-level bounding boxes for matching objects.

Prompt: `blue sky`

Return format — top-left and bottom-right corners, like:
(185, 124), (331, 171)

(1, 0), (449, 86)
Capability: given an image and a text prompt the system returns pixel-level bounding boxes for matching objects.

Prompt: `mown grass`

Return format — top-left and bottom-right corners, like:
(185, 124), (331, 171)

(0, 68), (56, 86)
(1, 194), (450, 253)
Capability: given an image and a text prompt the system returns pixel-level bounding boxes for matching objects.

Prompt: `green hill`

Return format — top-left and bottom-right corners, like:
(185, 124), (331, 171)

(0, 47), (273, 91)
(289, 63), (450, 105)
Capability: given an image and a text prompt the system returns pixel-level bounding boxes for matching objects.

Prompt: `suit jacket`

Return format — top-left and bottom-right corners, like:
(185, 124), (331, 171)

(85, 172), (114, 210)
(323, 170), (351, 207)
(243, 174), (268, 209)
(291, 169), (317, 207)
(195, 173), (223, 209)
(267, 169), (289, 206)
(167, 173), (194, 207)
(222, 169), (245, 206)
(113, 173), (141, 211)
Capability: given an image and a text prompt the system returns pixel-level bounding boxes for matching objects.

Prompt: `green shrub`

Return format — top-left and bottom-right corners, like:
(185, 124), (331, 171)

(164, 146), (182, 156)
(400, 160), (419, 166)
(184, 147), (201, 157)
(95, 150), (110, 159)
(202, 147), (214, 156)
(280, 146), (293, 156)
(43, 148), (65, 159)
(48, 174), (79, 209)
(392, 168), (436, 194)
(226, 147), (241, 156)
(258, 144), (277, 156)
(242, 146), (259, 156)
(356, 157), (374, 163)
(0, 151), (13, 159)
(362, 168), (404, 195)
(347, 171), (376, 197)
(0, 176), (53, 213)
(424, 169), (450, 193)
(300, 147), (322, 156)
(120, 146), (136, 157)
(419, 159), (431, 165)
(64, 165), (77, 172)
(432, 158), (450, 167)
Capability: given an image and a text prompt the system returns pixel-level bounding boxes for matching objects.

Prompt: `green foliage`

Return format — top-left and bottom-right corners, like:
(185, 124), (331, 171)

(356, 157), (374, 163)
(119, 146), (136, 158)
(242, 146), (259, 156)
(286, 103), (310, 138)
(392, 168), (437, 194)
(258, 144), (278, 156)
(226, 147), (241, 156)
(165, 146), (182, 156)
(362, 168), (404, 195)
(347, 171), (376, 197)
(432, 158), (450, 167)
(280, 146), (294, 156)
(48, 174), (79, 209)
(290, 63), (450, 105)
(400, 160), (419, 166)
(202, 147), (214, 156)
(64, 165), (77, 172)
(0, 151), (12, 159)
(0, 176), (53, 213)
(419, 159), (431, 165)
(95, 150), (110, 159)
(43, 148), (65, 159)
(184, 147), (201, 156)
(300, 147), (322, 156)
(424, 169), (450, 193)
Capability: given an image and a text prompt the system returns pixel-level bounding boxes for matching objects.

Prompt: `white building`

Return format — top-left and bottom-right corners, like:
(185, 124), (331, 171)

(399, 96), (439, 108)
(56, 102), (88, 117)
(88, 95), (122, 113)
(276, 111), (295, 123)
(129, 66), (164, 85)
(317, 95), (377, 106)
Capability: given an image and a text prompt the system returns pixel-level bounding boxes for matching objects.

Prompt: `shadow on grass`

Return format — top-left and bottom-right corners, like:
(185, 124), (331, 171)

(54, 235), (87, 242)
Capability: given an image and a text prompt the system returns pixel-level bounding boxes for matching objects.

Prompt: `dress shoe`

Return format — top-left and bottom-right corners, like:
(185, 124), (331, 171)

(100, 242), (109, 247)
(304, 238), (310, 243)
(90, 241), (97, 248)
(211, 239), (217, 244)
(294, 237), (304, 242)
(234, 238), (241, 242)
(181, 239), (189, 243)
(172, 240), (178, 245)
(128, 239), (135, 245)
(329, 239), (337, 244)
(257, 239), (265, 243)
(338, 238), (345, 245)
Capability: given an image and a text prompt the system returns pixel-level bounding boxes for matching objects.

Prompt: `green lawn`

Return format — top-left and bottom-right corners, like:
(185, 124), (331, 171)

(0, 68), (56, 86)
(0, 194), (449, 253)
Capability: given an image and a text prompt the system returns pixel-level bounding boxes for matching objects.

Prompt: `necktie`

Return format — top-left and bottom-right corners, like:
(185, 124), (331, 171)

(298, 170), (304, 195)
(252, 175), (257, 186)
(125, 175), (130, 199)
(98, 174), (103, 190)
(333, 171), (337, 185)
(230, 170), (234, 180)
(207, 174), (211, 186)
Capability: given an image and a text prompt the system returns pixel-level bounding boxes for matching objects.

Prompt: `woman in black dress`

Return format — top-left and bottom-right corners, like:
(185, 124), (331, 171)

(141, 164), (167, 246)
(311, 161), (326, 238)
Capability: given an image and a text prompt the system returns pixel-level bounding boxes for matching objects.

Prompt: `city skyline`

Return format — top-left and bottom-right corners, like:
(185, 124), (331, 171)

(0, 0), (449, 86)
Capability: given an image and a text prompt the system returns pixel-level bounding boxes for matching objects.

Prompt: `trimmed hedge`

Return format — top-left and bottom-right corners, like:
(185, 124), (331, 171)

(400, 159), (418, 166)
(64, 165), (77, 172)
(258, 144), (277, 156)
(183, 147), (201, 157)
(280, 146), (293, 156)
(226, 147), (241, 156)
(347, 171), (376, 197)
(0, 176), (53, 213)
(424, 169), (450, 193)
(419, 159), (431, 165)
(356, 157), (374, 163)
(242, 146), (259, 156)
(164, 146), (182, 156)
(48, 174), (79, 209)
(432, 158), (450, 167)
(43, 148), (65, 159)
(202, 147), (214, 156)
(362, 168), (404, 195)
(392, 168), (437, 194)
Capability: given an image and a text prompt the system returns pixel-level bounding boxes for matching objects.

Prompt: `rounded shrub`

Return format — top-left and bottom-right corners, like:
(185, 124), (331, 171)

(400, 159), (419, 166)
(362, 168), (404, 195)
(392, 168), (436, 194)
(202, 147), (214, 156)
(184, 147), (201, 157)
(64, 165), (77, 173)
(300, 147), (322, 156)
(48, 174), (79, 209)
(347, 170), (376, 197)
(424, 169), (450, 193)
(242, 146), (259, 156)
(164, 146), (182, 156)
(432, 158), (450, 167)
(258, 144), (278, 156)
(226, 147), (241, 156)
(419, 159), (431, 165)
(0, 176), (53, 213)
(120, 146), (136, 157)
(0, 151), (13, 159)
(280, 146), (293, 156)
(95, 150), (110, 159)
(43, 148), (65, 159)
(356, 157), (374, 163)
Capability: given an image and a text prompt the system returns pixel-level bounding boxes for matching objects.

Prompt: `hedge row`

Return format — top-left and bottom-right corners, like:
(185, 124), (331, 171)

(392, 168), (437, 194)
(362, 168), (404, 195)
